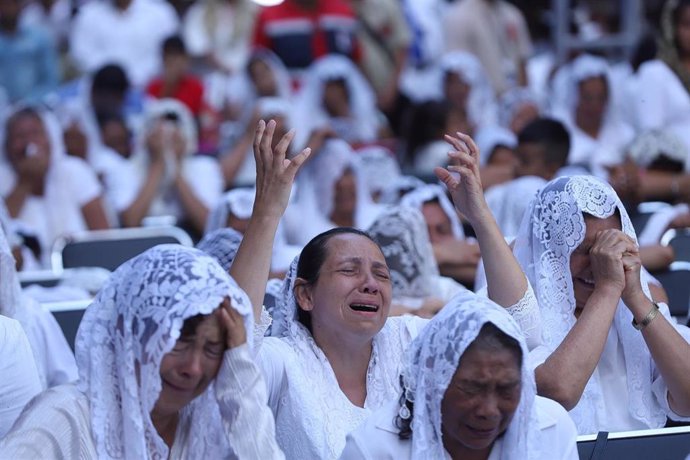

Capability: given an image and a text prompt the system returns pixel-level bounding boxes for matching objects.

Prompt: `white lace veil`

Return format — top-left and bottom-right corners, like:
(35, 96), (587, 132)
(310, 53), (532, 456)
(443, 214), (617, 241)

(401, 290), (538, 459)
(353, 146), (401, 199)
(399, 184), (465, 239)
(205, 187), (255, 233)
(498, 87), (541, 129)
(74, 245), (254, 459)
(627, 129), (689, 171)
(474, 125), (517, 167)
(367, 206), (439, 300)
(196, 227), (243, 271)
(512, 175), (663, 432)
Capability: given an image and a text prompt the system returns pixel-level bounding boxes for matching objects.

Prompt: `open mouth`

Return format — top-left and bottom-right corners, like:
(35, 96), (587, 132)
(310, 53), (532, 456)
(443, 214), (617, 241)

(576, 277), (595, 288)
(164, 380), (194, 393)
(466, 425), (497, 438)
(349, 303), (379, 313)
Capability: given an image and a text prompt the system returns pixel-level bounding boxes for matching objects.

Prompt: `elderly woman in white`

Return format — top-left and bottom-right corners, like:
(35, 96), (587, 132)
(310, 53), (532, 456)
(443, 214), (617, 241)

(0, 245), (282, 458)
(340, 290), (578, 460)
(229, 121), (538, 459)
(513, 175), (690, 434)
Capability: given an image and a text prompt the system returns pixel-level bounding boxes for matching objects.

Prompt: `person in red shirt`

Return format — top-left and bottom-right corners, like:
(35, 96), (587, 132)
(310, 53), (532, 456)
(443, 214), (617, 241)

(146, 35), (204, 117)
(252, 0), (361, 75)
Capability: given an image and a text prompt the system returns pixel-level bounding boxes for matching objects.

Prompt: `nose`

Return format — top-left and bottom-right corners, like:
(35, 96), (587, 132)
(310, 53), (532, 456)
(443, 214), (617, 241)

(475, 393), (501, 421)
(360, 270), (380, 294)
(179, 350), (203, 380)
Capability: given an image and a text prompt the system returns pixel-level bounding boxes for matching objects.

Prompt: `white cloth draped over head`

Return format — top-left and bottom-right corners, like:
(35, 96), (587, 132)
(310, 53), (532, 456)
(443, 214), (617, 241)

(399, 184), (465, 239)
(74, 245), (254, 459)
(550, 54), (612, 120)
(206, 187), (301, 272)
(367, 206), (439, 300)
(401, 290), (538, 459)
(511, 175), (674, 433)
(287, 139), (383, 245)
(292, 54), (379, 149)
(0, 106), (103, 260)
(378, 175), (427, 205)
(196, 227), (243, 271)
(436, 51), (498, 129)
(627, 129), (690, 171)
(474, 125), (517, 166)
(485, 175), (546, 237)
(498, 87), (541, 129)
(353, 145), (401, 198)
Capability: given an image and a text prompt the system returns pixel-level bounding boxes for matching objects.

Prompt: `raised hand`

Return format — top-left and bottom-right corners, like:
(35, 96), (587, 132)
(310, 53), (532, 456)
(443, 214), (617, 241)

(216, 298), (247, 349)
(589, 229), (637, 297)
(252, 119), (311, 219)
(434, 132), (490, 227)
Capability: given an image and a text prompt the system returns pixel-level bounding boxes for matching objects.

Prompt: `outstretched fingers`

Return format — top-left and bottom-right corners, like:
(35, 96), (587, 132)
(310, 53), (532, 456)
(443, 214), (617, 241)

(286, 147), (312, 178)
(273, 128), (296, 167)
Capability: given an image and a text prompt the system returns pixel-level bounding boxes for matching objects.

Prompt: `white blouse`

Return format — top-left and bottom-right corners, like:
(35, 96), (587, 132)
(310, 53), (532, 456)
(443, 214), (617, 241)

(0, 344), (283, 459)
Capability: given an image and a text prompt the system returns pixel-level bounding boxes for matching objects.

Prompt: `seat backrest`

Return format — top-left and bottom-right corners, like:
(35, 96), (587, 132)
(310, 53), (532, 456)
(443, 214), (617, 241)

(577, 426), (690, 460)
(653, 262), (690, 319)
(661, 228), (690, 263)
(43, 299), (92, 352)
(51, 227), (193, 272)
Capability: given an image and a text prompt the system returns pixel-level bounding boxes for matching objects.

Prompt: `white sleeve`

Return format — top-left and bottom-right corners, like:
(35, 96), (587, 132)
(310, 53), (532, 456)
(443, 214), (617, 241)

(64, 157), (103, 206)
(69, 7), (104, 73)
(215, 344), (285, 459)
(504, 282), (542, 350)
(338, 433), (372, 460)
(634, 62), (672, 131)
(182, 157), (224, 209)
(256, 338), (290, 412)
(0, 317), (42, 439)
(182, 4), (212, 56)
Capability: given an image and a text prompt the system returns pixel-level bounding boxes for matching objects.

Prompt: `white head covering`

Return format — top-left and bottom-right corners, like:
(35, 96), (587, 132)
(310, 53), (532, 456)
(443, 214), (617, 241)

(551, 54), (613, 123)
(205, 187), (255, 233)
(246, 47), (293, 101)
(367, 206), (439, 300)
(474, 125), (518, 167)
(293, 55), (379, 148)
(485, 176), (546, 237)
(74, 245), (254, 459)
(0, 225), (21, 318)
(498, 87), (541, 129)
(437, 51), (498, 128)
(354, 146), (401, 198)
(627, 129), (689, 171)
(378, 175), (427, 205)
(399, 184), (465, 239)
(512, 175), (663, 433)
(196, 227), (243, 271)
(401, 290), (538, 459)
(138, 98), (198, 158)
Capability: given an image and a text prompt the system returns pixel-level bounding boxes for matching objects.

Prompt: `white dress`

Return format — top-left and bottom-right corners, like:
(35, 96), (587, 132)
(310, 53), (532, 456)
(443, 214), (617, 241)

(0, 345), (282, 459)
(0, 316), (42, 439)
(339, 397), (578, 460)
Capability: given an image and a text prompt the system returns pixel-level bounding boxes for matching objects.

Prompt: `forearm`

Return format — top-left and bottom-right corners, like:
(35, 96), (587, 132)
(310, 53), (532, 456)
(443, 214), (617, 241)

(173, 174), (210, 234)
(4, 182), (32, 217)
(471, 210), (526, 307)
(638, 171), (684, 201)
(439, 263), (476, 287)
(535, 289), (619, 410)
(639, 245), (674, 272)
(628, 293), (690, 415)
(230, 212), (281, 320)
(81, 197), (109, 230)
(120, 163), (165, 227)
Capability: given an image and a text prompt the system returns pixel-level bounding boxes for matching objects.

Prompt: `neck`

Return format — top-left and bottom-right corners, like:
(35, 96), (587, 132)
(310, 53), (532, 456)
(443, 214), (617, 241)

(312, 325), (373, 407)
(443, 435), (493, 460)
(576, 115), (601, 139)
(114, 0), (132, 11)
(150, 411), (179, 449)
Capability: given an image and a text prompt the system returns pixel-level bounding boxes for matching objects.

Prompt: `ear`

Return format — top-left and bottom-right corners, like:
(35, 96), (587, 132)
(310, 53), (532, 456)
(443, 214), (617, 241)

(293, 277), (315, 312)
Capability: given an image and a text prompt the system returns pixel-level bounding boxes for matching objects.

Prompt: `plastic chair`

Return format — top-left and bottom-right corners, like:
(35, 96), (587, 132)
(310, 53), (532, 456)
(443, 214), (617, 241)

(661, 228), (690, 263)
(43, 299), (92, 352)
(51, 226), (193, 273)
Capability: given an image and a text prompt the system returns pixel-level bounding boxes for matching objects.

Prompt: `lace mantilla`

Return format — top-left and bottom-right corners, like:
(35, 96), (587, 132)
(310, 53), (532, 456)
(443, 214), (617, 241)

(75, 245), (254, 459)
(401, 290), (539, 460)
(513, 175), (665, 433)
(196, 227), (243, 271)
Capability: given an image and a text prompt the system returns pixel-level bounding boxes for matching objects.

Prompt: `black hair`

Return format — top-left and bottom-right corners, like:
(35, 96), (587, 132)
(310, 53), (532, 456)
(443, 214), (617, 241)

(162, 35), (187, 56)
(405, 100), (455, 166)
(517, 117), (570, 168)
(395, 322), (522, 440)
(179, 314), (207, 339)
(91, 64), (129, 96)
(295, 227), (378, 332)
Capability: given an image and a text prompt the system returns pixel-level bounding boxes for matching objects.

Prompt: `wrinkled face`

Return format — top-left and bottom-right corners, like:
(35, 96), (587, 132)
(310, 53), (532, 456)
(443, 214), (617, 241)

(509, 103), (539, 135)
(421, 201), (454, 244)
(676, 6), (690, 55)
(441, 346), (521, 454)
(514, 142), (548, 179)
(444, 72), (471, 109)
(301, 234), (392, 339)
(569, 213), (621, 314)
(5, 113), (51, 168)
(333, 169), (357, 217)
(323, 79), (350, 117)
(154, 313), (225, 418)
(101, 119), (132, 159)
(249, 59), (277, 97)
(575, 76), (608, 130)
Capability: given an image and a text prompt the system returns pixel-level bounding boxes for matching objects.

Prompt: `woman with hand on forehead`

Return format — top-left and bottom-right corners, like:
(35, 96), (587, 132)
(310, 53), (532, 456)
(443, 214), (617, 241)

(513, 175), (690, 434)
(230, 120), (538, 459)
(0, 245), (283, 459)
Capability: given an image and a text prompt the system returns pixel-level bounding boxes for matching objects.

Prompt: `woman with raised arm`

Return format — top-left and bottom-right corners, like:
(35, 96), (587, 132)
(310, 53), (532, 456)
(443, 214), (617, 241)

(513, 175), (690, 434)
(229, 121), (537, 458)
(1, 245), (282, 459)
